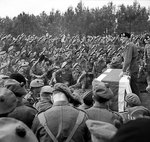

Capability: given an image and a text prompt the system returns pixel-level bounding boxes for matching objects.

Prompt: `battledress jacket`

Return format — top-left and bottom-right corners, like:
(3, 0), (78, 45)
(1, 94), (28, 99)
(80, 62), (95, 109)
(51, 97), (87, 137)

(32, 101), (91, 142)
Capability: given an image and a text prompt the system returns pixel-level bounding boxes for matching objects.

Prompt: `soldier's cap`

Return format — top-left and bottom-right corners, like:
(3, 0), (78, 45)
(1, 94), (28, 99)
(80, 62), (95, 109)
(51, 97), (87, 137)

(9, 73), (26, 85)
(111, 56), (121, 64)
(92, 79), (114, 100)
(61, 61), (67, 68)
(4, 79), (27, 97)
(125, 93), (141, 106)
(0, 74), (9, 80)
(30, 79), (44, 88)
(82, 90), (93, 105)
(20, 62), (29, 67)
(119, 32), (131, 38)
(0, 51), (6, 55)
(15, 51), (20, 56)
(86, 120), (117, 141)
(0, 87), (17, 115)
(8, 46), (14, 52)
(129, 106), (150, 118)
(53, 83), (74, 102)
(0, 117), (38, 142)
(40, 86), (54, 95)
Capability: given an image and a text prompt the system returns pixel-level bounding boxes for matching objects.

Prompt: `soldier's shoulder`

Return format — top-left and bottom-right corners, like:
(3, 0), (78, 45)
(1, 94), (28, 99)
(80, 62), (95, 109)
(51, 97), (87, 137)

(37, 106), (52, 115)
(74, 106), (87, 114)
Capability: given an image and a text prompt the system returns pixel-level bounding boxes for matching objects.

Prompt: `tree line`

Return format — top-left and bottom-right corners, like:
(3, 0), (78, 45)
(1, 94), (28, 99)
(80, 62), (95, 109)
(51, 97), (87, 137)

(0, 1), (150, 37)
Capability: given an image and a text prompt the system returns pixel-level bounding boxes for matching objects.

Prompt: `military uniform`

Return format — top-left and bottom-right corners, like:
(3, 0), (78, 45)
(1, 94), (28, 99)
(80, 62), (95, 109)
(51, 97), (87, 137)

(144, 43), (150, 92)
(55, 69), (75, 86)
(32, 101), (91, 142)
(86, 104), (122, 125)
(34, 99), (52, 112)
(122, 42), (139, 96)
(8, 103), (37, 128)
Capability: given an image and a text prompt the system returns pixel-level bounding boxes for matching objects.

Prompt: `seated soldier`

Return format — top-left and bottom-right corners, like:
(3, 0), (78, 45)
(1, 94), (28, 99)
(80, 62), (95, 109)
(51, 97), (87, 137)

(120, 93), (150, 123)
(52, 60), (74, 86)
(32, 83), (91, 142)
(78, 90), (93, 110)
(143, 34), (150, 92)
(4, 79), (37, 128)
(34, 85), (53, 112)
(86, 79), (123, 128)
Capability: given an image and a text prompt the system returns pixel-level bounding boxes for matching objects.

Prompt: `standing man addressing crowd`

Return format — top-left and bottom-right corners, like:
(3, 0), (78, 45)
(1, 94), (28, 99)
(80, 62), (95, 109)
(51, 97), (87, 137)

(119, 32), (140, 97)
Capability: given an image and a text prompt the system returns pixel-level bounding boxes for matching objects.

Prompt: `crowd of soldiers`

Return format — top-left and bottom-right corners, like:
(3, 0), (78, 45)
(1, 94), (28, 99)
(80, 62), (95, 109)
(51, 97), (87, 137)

(0, 32), (150, 142)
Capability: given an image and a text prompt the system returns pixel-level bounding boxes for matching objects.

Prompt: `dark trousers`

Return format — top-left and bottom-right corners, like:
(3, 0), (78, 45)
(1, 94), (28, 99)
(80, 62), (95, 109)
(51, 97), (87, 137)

(130, 72), (140, 97)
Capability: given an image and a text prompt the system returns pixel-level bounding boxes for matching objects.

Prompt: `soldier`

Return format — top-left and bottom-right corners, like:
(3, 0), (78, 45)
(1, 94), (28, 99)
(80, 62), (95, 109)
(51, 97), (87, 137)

(143, 34), (150, 93)
(4, 79), (37, 128)
(32, 83), (91, 142)
(119, 32), (140, 97)
(78, 90), (93, 110)
(35, 85), (53, 112)
(0, 87), (17, 117)
(86, 79), (123, 128)
(53, 60), (74, 86)
(25, 79), (44, 107)
(121, 93), (150, 123)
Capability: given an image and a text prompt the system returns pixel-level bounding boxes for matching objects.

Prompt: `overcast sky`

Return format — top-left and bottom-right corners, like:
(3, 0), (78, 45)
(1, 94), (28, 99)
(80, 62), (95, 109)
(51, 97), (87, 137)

(0, 0), (150, 18)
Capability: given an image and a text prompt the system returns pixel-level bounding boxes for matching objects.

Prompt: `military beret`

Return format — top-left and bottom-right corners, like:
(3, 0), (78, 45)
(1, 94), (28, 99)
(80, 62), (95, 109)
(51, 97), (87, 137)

(4, 79), (27, 97)
(15, 51), (20, 57)
(8, 46), (14, 52)
(20, 62), (29, 67)
(9, 73), (26, 85)
(0, 117), (38, 142)
(92, 79), (114, 100)
(40, 86), (54, 98)
(82, 90), (93, 105)
(128, 106), (150, 119)
(86, 119), (117, 142)
(30, 79), (44, 88)
(0, 74), (9, 80)
(61, 61), (67, 68)
(0, 87), (17, 115)
(53, 83), (74, 102)
(125, 93), (141, 106)
(0, 51), (6, 55)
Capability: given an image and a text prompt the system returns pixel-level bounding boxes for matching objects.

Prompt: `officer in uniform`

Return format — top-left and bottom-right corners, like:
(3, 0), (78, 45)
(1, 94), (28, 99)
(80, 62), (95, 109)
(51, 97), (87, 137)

(119, 32), (140, 97)
(32, 83), (91, 142)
